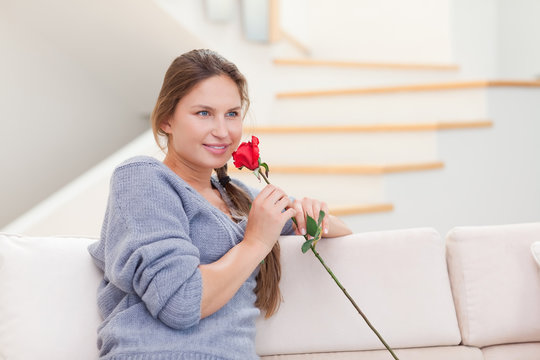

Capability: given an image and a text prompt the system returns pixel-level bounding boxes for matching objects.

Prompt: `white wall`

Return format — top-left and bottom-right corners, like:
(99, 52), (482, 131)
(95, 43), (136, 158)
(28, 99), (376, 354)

(0, 13), (140, 228)
(451, 0), (540, 80)
(304, 0), (454, 63)
(344, 87), (540, 235)
(0, 0), (202, 228)
(450, 0), (498, 78)
(496, 0), (540, 79)
(279, 0), (310, 45)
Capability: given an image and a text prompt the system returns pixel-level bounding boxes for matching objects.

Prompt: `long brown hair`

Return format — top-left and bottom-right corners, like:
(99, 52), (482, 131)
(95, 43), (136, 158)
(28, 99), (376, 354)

(151, 49), (281, 317)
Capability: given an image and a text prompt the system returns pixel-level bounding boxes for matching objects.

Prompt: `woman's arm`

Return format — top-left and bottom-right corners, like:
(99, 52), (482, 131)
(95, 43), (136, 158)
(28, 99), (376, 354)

(199, 184), (296, 319)
(324, 214), (353, 238)
(198, 239), (267, 318)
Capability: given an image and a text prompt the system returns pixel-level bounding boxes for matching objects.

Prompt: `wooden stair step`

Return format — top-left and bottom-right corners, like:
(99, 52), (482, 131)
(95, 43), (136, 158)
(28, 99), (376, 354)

(244, 120), (492, 134)
(330, 203), (394, 216)
(230, 162), (444, 175)
(273, 58), (459, 71)
(276, 80), (540, 98)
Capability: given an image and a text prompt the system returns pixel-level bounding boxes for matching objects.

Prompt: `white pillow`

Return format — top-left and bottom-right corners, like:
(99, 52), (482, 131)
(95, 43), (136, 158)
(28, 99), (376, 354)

(256, 229), (461, 355)
(532, 241), (540, 267)
(0, 233), (101, 360)
(446, 223), (540, 348)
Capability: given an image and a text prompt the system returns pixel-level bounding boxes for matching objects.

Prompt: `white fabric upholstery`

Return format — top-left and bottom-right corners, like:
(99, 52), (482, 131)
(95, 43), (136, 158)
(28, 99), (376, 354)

(0, 233), (101, 360)
(256, 229), (461, 356)
(2, 224), (538, 359)
(446, 223), (540, 348)
(532, 241), (540, 267)
(482, 342), (540, 360)
(261, 345), (483, 360)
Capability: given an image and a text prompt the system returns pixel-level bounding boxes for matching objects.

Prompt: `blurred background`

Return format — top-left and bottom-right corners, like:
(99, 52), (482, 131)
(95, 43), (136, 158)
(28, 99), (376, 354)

(1, 0), (539, 237)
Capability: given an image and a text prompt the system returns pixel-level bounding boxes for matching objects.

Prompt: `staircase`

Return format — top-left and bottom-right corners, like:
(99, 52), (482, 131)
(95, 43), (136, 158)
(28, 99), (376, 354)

(4, 0), (540, 237)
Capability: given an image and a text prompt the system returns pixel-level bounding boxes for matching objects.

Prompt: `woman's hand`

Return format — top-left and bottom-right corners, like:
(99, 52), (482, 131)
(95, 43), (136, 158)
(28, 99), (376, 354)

(291, 197), (330, 236)
(291, 197), (353, 238)
(244, 185), (296, 253)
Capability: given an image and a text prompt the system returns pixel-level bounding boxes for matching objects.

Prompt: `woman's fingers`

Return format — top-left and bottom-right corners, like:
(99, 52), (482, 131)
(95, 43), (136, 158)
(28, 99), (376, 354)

(321, 201), (330, 235)
(257, 188), (331, 237)
(282, 207), (297, 222)
(292, 200), (306, 235)
(292, 198), (331, 237)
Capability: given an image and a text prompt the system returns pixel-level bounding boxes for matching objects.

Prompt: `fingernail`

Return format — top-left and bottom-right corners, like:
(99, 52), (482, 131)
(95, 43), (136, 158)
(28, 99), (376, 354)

(324, 228), (329, 234)
(301, 228), (306, 235)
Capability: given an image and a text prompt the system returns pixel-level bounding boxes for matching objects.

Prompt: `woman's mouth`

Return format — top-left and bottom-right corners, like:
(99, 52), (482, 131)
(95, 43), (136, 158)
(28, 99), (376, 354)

(203, 144), (229, 154)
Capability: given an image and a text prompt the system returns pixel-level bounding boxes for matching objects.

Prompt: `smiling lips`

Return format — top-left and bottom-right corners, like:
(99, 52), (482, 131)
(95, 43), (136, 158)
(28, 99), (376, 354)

(203, 144), (229, 154)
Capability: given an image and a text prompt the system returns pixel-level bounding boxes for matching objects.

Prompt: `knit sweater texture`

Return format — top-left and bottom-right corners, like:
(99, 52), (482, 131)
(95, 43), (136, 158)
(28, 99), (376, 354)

(88, 156), (294, 360)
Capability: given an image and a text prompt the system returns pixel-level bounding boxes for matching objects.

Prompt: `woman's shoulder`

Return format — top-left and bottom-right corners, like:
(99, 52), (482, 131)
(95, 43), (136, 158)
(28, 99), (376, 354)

(112, 156), (174, 179)
(107, 156), (197, 213)
(110, 155), (187, 192)
(115, 155), (163, 172)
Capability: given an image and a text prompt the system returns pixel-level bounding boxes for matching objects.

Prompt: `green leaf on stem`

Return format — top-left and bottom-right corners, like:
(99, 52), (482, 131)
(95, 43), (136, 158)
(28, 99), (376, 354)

(312, 228), (322, 248)
(318, 210), (325, 226)
(260, 162), (269, 178)
(306, 215), (318, 237)
(301, 239), (314, 253)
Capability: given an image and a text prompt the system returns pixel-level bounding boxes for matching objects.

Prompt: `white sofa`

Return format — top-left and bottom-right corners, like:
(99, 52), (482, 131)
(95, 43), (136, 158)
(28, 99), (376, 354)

(1, 222), (539, 360)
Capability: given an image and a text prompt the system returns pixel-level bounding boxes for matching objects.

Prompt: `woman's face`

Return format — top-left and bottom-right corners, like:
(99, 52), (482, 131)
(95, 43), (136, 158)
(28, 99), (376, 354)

(161, 75), (243, 171)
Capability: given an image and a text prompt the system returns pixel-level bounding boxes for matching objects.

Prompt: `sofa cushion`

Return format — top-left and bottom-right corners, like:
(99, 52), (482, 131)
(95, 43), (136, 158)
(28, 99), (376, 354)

(261, 345), (483, 360)
(446, 223), (540, 347)
(532, 241), (540, 267)
(0, 233), (101, 360)
(256, 229), (461, 356)
(482, 342), (540, 360)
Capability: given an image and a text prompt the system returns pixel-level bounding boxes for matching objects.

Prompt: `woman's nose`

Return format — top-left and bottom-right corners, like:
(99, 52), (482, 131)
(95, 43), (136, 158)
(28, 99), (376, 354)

(212, 116), (228, 137)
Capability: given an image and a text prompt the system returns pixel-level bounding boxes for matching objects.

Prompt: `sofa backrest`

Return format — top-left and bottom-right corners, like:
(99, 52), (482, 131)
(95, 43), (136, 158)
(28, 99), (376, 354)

(0, 233), (101, 360)
(446, 222), (540, 348)
(256, 228), (462, 355)
(1, 228), (462, 359)
(9, 224), (534, 358)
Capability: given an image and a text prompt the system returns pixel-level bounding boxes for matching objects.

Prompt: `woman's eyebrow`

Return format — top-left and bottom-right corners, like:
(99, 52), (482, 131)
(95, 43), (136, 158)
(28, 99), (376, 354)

(191, 105), (242, 111)
(191, 105), (214, 110)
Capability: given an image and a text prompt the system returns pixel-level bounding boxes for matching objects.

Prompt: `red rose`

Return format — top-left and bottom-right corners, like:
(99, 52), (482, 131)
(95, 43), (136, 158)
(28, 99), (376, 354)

(232, 136), (260, 170)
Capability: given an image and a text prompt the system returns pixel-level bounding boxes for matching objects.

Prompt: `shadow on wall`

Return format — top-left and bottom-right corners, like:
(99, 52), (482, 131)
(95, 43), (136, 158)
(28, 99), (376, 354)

(0, 0), (202, 228)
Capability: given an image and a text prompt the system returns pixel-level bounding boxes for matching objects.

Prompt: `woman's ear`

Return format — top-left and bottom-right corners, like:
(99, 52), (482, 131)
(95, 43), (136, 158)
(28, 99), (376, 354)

(160, 117), (172, 134)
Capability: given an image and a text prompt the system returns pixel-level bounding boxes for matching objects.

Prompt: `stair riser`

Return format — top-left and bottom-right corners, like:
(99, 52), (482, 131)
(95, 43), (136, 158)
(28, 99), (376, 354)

(230, 172), (385, 205)
(271, 67), (461, 91)
(242, 132), (438, 164)
(265, 88), (487, 125)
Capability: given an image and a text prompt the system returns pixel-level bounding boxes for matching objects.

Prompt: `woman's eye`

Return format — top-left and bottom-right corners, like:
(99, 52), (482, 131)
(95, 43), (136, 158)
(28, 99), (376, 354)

(198, 110), (210, 116)
(226, 111), (238, 118)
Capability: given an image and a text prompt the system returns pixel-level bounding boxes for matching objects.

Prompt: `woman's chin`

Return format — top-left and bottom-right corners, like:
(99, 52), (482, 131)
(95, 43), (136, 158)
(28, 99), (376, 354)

(210, 159), (230, 170)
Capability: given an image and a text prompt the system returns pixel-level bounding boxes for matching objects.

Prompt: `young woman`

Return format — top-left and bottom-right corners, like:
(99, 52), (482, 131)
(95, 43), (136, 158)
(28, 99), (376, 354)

(88, 49), (352, 360)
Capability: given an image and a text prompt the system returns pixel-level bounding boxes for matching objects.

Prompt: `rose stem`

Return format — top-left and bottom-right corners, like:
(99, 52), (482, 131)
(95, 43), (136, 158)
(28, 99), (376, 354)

(308, 245), (399, 360)
(259, 170), (270, 185)
(257, 167), (399, 359)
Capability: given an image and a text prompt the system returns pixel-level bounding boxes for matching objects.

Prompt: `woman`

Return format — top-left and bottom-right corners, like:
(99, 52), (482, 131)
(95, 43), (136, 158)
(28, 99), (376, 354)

(88, 49), (352, 360)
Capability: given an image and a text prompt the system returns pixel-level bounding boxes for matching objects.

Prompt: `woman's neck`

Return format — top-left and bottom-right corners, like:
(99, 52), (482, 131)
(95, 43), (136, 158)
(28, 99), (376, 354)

(163, 153), (213, 193)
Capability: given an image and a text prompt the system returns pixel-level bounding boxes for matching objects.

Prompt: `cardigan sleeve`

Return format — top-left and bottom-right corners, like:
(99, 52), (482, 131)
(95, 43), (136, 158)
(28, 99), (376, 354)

(101, 162), (202, 330)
